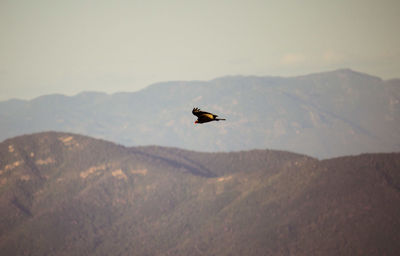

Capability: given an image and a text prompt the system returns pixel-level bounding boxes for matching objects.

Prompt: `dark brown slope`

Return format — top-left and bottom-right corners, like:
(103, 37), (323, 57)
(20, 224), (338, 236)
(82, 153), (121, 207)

(0, 132), (399, 256)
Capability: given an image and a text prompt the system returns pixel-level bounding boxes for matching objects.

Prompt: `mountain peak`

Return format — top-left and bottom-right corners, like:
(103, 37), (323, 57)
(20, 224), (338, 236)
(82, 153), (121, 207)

(296, 68), (383, 82)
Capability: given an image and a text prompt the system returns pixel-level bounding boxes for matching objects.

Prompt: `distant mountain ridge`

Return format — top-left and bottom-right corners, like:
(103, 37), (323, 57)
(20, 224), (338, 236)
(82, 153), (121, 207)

(0, 132), (399, 255)
(0, 69), (399, 158)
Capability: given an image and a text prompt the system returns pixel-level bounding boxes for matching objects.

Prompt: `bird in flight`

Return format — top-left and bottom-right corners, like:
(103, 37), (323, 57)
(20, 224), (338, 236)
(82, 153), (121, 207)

(192, 107), (226, 124)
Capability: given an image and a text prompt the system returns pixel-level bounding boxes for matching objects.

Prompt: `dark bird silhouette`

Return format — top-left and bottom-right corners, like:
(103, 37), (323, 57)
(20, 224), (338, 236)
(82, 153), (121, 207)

(192, 107), (226, 124)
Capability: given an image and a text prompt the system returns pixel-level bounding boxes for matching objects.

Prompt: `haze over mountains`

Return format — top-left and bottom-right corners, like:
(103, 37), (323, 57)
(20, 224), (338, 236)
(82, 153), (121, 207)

(0, 132), (399, 255)
(1, 69), (399, 158)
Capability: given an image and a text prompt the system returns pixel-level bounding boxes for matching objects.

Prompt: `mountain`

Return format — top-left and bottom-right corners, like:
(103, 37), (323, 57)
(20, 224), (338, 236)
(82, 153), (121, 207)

(0, 132), (399, 255)
(0, 69), (399, 158)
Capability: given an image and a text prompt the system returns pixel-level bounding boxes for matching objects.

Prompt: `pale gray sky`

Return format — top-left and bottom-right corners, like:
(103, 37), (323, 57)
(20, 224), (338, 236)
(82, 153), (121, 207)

(1, 0), (399, 100)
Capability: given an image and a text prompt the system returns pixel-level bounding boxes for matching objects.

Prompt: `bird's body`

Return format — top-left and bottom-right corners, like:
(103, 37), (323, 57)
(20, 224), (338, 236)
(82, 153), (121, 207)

(192, 107), (226, 124)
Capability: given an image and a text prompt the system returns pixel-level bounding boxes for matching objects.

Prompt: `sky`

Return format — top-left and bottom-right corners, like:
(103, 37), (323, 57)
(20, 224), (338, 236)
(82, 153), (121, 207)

(1, 0), (399, 101)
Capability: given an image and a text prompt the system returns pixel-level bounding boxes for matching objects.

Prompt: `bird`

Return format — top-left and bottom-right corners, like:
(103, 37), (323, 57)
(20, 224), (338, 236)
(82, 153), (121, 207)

(192, 107), (226, 124)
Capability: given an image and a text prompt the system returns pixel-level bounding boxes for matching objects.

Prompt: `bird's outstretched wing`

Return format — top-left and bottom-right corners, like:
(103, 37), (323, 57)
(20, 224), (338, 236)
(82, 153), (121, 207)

(192, 107), (212, 117)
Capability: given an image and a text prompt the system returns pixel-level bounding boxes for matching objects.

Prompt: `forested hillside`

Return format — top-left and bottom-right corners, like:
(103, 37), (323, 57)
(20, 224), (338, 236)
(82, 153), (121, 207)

(0, 132), (399, 255)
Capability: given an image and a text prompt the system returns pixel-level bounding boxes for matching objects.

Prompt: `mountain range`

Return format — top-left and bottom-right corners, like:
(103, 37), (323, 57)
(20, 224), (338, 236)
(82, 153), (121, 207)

(0, 132), (399, 255)
(0, 69), (399, 158)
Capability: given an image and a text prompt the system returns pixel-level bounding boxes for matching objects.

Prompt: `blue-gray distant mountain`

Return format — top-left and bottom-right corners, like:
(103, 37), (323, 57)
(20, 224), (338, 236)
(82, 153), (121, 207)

(0, 69), (399, 158)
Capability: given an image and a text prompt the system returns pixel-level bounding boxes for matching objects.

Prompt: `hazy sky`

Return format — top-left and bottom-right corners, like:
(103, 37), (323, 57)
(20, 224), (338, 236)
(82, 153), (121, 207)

(1, 0), (399, 100)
